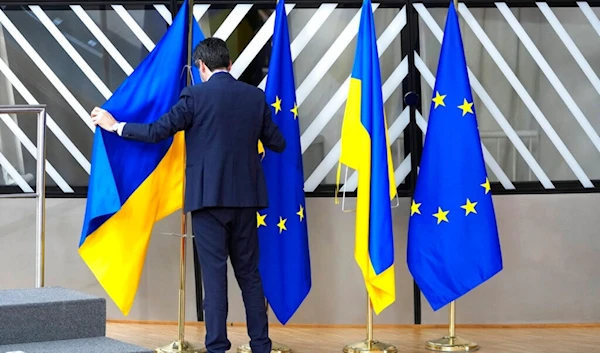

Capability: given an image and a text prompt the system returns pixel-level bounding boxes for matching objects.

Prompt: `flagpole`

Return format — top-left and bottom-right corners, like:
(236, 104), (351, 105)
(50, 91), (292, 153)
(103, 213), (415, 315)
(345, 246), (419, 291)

(424, 301), (478, 351)
(156, 0), (204, 352)
(342, 296), (397, 353)
(424, 4), (478, 350)
(237, 300), (291, 353)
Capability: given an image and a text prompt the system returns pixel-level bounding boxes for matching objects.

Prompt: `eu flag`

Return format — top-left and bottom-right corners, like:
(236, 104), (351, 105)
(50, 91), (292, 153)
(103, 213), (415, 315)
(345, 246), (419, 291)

(337, 0), (397, 315)
(80, 0), (204, 316)
(258, 0), (311, 325)
(406, 1), (503, 311)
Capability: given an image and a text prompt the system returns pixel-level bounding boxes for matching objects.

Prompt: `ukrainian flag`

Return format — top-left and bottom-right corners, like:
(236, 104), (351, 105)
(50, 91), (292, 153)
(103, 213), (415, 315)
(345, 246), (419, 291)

(79, 0), (204, 316)
(407, 2), (503, 311)
(258, 0), (311, 325)
(337, 0), (397, 315)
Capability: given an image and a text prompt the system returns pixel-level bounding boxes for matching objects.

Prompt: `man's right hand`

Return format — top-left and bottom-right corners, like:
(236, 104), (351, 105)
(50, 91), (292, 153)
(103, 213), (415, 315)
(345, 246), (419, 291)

(91, 107), (118, 132)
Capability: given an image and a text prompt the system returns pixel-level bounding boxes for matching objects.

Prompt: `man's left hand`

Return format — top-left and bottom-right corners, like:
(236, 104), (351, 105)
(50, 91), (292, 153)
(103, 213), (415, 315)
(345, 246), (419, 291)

(91, 107), (117, 131)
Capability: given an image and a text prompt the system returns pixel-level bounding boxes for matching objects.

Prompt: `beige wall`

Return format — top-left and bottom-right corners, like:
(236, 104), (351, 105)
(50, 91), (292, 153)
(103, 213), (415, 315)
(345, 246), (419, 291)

(1, 194), (599, 325)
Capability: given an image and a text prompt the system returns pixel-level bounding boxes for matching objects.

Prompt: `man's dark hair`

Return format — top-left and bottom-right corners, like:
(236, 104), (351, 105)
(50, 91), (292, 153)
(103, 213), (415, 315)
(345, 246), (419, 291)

(193, 37), (230, 71)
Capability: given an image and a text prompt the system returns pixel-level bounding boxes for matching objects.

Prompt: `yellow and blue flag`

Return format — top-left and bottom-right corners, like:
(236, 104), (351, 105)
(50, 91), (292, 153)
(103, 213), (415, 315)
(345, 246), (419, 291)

(337, 0), (397, 315)
(406, 1), (503, 311)
(258, 0), (311, 325)
(79, 0), (204, 316)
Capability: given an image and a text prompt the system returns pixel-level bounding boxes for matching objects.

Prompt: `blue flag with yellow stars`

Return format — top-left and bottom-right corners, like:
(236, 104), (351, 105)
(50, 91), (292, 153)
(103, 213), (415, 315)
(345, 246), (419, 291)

(257, 0), (311, 325)
(406, 1), (503, 311)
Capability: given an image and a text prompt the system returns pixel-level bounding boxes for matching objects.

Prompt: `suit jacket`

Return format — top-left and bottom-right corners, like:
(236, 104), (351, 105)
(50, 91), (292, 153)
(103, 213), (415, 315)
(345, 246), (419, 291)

(121, 72), (286, 213)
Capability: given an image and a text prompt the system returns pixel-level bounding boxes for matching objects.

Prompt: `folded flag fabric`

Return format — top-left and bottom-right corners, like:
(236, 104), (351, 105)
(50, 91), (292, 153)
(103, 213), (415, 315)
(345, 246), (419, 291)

(337, 0), (397, 315)
(80, 0), (204, 315)
(407, 1), (503, 311)
(258, 0), (312, 325)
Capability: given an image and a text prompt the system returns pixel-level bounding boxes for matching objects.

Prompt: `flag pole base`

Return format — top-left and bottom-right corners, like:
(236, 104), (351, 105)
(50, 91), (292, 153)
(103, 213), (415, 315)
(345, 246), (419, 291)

(236, 342), (291, 353)
(425, 336), (479, 352)
(155, 341), (206, 353)
(342, 340), (397, 353)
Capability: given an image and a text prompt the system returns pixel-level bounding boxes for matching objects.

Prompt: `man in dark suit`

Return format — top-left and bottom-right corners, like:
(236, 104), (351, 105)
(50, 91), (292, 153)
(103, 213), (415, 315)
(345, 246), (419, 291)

(91, 37), (285, 353)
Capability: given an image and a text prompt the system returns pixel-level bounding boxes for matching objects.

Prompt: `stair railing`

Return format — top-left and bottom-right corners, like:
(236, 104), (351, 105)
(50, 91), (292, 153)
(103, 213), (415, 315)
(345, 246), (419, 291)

(0, 104), (47, 288)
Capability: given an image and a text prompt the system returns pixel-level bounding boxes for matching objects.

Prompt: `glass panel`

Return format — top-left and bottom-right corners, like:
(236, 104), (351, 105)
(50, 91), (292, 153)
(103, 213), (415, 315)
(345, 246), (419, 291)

(0, 4), (168, 189)
(0, 3), (409, 194)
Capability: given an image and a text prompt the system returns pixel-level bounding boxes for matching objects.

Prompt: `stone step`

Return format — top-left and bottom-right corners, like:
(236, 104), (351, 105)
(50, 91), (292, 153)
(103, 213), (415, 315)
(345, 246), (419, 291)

(0, 287), (105, 345)
(0, 337), (152, 353)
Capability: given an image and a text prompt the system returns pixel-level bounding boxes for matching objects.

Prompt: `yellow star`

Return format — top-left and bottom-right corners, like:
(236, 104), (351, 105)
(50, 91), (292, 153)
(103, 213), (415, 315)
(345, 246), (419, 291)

(271, 96), (282, 114)
(410, 200), (421, 216)
(461, 199), (478, 216)
(297, 205), (305, 221)
(290, 102), (299, 119)
(433, 207), (449, 224)
(432, 91), (446, 109)
(256, 212), (267, 228)
(257, 140), (265, 160)
(481, 178), (491, 194)
(458, 98), (474, 116)
(277, 217), (287, 233)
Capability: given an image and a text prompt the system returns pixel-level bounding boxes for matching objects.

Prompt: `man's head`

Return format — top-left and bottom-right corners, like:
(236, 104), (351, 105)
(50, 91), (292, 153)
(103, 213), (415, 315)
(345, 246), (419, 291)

(193, 37), (231, 82)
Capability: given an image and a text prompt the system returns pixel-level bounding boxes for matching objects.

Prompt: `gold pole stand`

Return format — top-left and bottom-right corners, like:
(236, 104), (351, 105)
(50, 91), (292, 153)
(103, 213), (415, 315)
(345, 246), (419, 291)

(237, 302), (291, 353)
(425, 301), (478, 352)
(342, 297), (397, 353)
(237, 342), (291, 353)
(156, 0), (204, 351)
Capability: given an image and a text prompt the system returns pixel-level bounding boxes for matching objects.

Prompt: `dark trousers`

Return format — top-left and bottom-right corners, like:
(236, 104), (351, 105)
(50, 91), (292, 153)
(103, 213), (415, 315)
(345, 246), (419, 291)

(192, 207), (271, 353)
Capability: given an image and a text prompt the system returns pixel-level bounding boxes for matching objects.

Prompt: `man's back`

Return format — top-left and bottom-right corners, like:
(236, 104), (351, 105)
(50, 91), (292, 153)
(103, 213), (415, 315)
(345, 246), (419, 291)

(182, 72), (285, 212)
(93, 37), (279, 353)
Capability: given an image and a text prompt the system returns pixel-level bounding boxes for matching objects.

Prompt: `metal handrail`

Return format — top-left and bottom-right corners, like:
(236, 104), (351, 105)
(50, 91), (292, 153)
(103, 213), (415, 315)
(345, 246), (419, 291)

(0, 104), (47, 288)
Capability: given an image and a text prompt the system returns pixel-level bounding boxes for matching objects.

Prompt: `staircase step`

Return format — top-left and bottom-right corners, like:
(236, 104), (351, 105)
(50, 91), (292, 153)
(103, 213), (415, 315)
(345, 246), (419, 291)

(0, 287), (105, 345)
(0, 337), (152, 353)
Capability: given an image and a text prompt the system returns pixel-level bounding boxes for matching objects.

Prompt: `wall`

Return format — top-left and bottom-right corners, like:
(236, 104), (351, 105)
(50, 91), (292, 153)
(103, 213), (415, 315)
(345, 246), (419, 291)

(1, 194), (599, 325)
